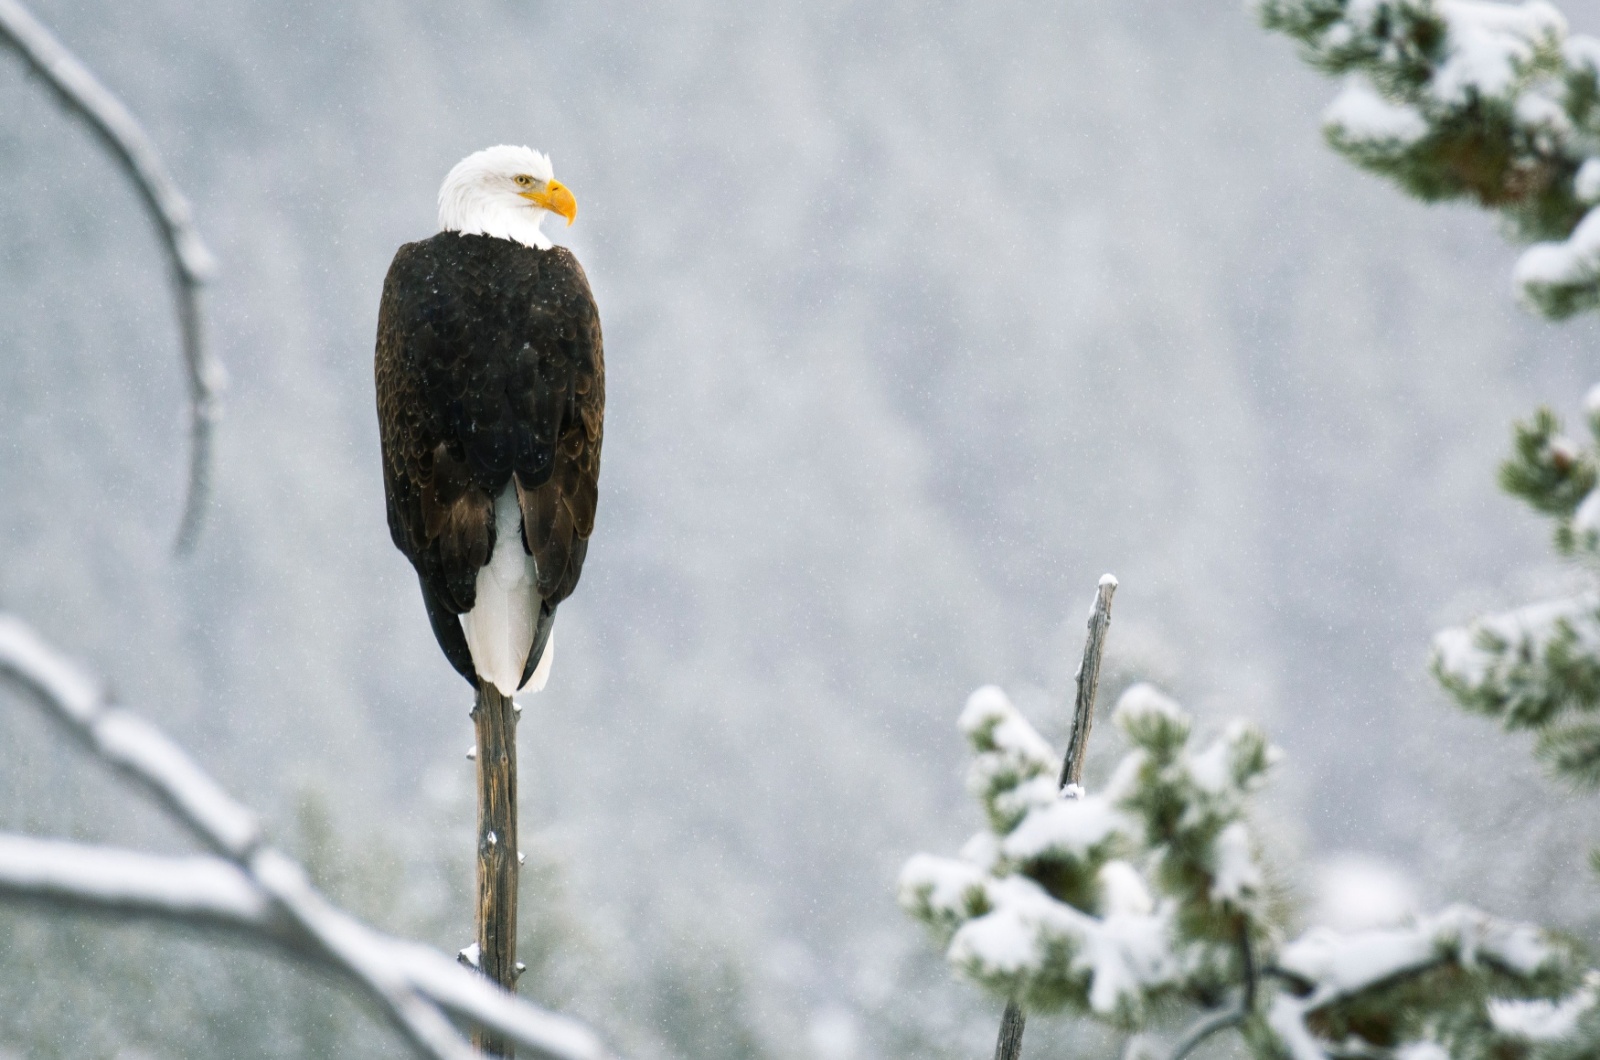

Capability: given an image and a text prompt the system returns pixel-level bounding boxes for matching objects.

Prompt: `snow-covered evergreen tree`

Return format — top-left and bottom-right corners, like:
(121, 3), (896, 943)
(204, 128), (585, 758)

(1255, 0), (1600, 317)
(1254, 0), (1600, 832)
(1431, 393), (1600, 799)
(901, 681), (1599, 1057)
(909, 0), (1600, 1053)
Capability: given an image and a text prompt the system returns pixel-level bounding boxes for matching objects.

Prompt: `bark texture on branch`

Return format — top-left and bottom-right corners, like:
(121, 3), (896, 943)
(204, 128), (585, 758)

(1060, 574), (1117, 791)
(474, 681), (521, 1057)
(993, 1001), (1026, 1060)
(997, 574), (1117, 1060)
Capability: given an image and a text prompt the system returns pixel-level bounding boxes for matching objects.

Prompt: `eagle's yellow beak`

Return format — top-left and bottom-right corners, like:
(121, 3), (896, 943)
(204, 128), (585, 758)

(521, 179), (577, 226)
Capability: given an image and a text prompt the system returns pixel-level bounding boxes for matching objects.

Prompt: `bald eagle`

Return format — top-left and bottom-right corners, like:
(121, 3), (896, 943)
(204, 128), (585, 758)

(376, 146), (603, 696)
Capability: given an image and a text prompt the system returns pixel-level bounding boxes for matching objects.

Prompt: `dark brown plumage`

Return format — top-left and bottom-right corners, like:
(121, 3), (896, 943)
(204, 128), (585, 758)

(375, 231), (604, 687)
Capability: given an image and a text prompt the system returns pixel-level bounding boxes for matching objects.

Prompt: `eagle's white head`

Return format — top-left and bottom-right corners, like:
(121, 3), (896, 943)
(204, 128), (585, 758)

(437, 145), (577, 251)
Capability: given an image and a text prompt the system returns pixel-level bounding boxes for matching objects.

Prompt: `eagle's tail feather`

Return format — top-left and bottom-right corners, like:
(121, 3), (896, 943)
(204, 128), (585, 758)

(419, 574), (477, 685)
(522, 626), (555, 693)
(518, 603), (557, 692)
(460, 486), (541, 696)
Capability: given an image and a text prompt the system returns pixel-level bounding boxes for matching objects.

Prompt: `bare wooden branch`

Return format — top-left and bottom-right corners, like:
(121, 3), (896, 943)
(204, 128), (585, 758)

(1060, 573), (1118, 791)
(996, 574), (1118, 1060)
(0, 0), (224, 554)
(473, 681), (521, 1057)
(0, 611), (610, 1060)
(1165, 924), (1256, 1060)
(993, 1001), (1025, 1060)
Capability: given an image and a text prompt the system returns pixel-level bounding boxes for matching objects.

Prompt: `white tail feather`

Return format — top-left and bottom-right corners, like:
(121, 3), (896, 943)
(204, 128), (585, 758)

(523, 629), (555, 693)
(460, 486), (541, 695)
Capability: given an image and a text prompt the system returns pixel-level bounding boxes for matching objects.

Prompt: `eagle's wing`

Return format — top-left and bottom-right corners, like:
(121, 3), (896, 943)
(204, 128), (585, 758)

(375, 233), (604, 686)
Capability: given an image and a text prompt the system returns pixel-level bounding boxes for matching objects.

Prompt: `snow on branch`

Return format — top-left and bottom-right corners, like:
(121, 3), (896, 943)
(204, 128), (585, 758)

(1259, 0), (1600, 792)
(0, 834), (275, 933)
(1431, 398), (1600, 790)
(0, 612), (612, 1060)
(1256, 0), (1600, 318)
(1268, 907), (1591, 1059)
(1433, 594), (1600, 725)
(900, 682), (1276, 1024)
(0, 0), (224, 552)
(902, 675), (1594, 1056)
(1433, 592), (1600, 790)
(0, 614), (262, 858)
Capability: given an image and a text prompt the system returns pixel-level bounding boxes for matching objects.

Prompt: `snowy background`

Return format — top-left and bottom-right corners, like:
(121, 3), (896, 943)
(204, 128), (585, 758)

(1, 0), (1597, 1056)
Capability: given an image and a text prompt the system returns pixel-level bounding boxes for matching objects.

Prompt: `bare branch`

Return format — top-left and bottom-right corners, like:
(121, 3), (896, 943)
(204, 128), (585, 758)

(1060, 573), (1118, 791)
(0, 611), (611, 1060)
(1166, 1011), (1242, 1060)
(0, 0), (224, 553)
(996, 574), (1119, 1060)
(992, 1001), (1025, 1060)
(1165, 924), (1256, 1060)
(1242, 921), (1257, 1008)
(472, 681), (521, 1055)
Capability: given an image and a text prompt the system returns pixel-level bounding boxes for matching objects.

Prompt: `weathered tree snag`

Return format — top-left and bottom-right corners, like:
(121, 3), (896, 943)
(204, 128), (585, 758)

(994, 1001), (1026, 1060)
(472, 681), (520, 1057)
(995, 574), (1117, 1060)
(1059, 574), (1117, 793)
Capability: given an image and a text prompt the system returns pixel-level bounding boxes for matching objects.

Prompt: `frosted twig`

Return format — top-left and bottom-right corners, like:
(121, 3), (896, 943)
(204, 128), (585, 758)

(995, 574), (1118, 1060)
(0, 0), (223, 553)
(0, 612), (610, 1060)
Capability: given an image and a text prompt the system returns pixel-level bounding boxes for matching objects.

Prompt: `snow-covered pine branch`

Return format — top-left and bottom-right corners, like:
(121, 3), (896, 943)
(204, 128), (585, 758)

(0, 0), (223, 552)
(0, 612), (611, 1060)
(1496, 389), (1600, 553)
(1255, 0), (1600, 812)
(900, 678), (1596, 1056)
(1430, 390), (1600, 792)
(1255, 0), (1600, 318)
(1433, 593), (1600, 778)
(900, 682), (1276, 1025)
(1269, 907), (1592, 1058)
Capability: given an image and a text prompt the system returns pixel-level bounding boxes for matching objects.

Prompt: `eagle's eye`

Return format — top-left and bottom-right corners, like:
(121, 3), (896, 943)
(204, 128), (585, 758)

(514, 174), (535, 188)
